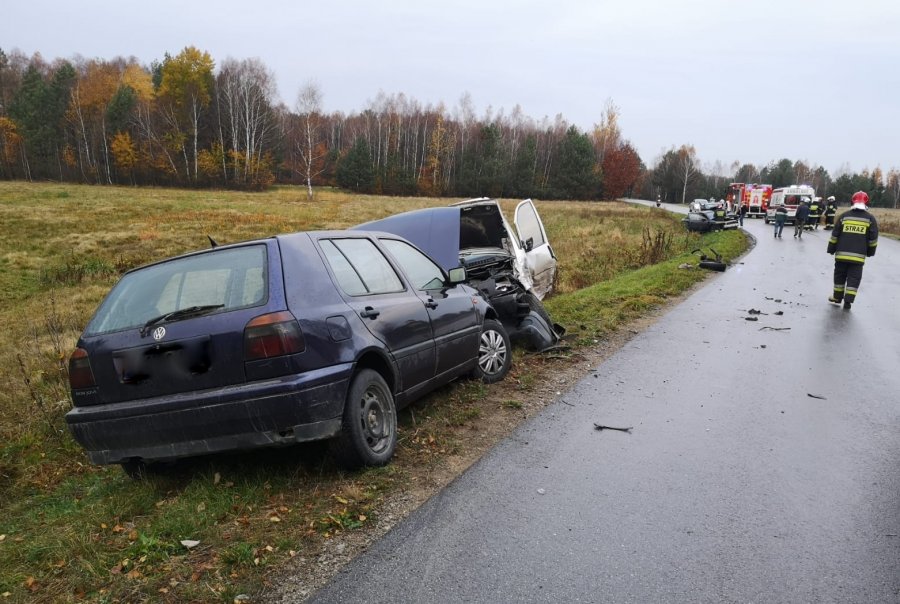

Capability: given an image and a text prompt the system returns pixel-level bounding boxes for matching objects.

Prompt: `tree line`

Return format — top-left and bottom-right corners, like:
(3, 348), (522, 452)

(0, 47), (643, 200)
(1, 46), (895, 207)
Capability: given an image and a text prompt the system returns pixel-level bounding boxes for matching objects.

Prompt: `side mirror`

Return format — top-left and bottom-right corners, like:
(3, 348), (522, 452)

(523, 237), (534, 252)
(448, 267), (467, 284)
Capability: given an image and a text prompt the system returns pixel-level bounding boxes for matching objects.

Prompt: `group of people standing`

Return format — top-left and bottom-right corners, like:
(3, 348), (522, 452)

(772, 196), (839, 239)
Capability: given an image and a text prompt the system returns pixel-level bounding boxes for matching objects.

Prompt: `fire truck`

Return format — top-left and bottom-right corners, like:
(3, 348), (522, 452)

(764, 185), (816, 224)
(727, 183), (773, 218)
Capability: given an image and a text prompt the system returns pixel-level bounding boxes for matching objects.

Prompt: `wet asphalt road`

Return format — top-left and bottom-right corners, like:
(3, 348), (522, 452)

(307, 211), (900, 603)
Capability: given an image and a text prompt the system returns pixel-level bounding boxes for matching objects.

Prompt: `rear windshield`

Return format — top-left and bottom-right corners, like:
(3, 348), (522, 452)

(84, 245), (268, 335)
(459, 205), (507, 250)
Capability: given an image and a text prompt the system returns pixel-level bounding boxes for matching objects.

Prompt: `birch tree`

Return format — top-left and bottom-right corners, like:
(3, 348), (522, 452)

(217, 58), (278, 187)
(592, 98), (621, 167)
(295, 80), (324, 199)
(674, 144), (700, 203)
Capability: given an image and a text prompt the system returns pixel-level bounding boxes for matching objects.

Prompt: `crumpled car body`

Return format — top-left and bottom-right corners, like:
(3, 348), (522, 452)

(683, 209), (738, 232)
(354, 198), (564, 350)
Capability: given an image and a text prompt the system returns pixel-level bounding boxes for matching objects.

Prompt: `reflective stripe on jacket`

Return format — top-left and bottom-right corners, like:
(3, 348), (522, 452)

(827, 208), (879, 263)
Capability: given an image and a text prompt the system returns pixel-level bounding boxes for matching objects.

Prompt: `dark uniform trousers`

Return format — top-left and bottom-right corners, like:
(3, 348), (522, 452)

(833, 262), (864, 303)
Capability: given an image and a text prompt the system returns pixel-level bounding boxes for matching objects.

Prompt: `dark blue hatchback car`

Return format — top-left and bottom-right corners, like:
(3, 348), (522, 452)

(66, 231), (510, 476)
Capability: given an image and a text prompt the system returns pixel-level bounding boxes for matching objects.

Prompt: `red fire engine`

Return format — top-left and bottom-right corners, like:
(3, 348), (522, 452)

(727, 183), (773, 219)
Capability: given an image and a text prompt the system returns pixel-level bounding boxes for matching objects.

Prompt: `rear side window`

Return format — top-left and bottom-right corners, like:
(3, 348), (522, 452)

(321, 238), (404, 296)
(84, 245), (267, 335)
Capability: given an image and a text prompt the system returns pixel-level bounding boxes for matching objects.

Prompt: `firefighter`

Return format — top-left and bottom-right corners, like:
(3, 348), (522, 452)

(807, 197), (821, 229)
(713, 202), (727, 224)
(827, 191), (878, 310)
(824, 196), (837, 229)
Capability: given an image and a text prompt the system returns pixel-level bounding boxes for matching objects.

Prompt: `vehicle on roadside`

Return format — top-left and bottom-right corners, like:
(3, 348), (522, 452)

(66, 231), (511, 477)
(764, 185), (816, 224)
(355, 198), (564, 351)
(728, 183), (773, 219)
(682, 203), (738, 232)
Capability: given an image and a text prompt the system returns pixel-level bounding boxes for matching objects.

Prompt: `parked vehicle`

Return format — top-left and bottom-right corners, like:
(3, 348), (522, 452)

(728, 183), (772, 219)
(66, 231), (511, 476)
(355, 198), (564, 351)
(764, 185), (816, 224)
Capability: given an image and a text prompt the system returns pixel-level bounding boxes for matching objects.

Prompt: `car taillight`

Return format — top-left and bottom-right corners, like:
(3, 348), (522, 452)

(69, 347), (96, 390)
(243, 311), (305, 361)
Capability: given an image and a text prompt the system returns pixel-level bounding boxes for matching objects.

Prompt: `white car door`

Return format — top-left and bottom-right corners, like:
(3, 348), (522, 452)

(513, 199), (557, 300)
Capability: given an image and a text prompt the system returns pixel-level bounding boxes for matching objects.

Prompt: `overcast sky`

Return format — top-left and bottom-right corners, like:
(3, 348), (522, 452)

(3, 0), (898, 176)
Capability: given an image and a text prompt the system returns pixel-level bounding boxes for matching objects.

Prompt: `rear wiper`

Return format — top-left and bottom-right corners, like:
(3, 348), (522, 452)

(140, 304), (224, 337)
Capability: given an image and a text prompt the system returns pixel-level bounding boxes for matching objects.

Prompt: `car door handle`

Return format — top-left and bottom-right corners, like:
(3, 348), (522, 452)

(424, 298), (438, 309)
(360, 306), (380, 319)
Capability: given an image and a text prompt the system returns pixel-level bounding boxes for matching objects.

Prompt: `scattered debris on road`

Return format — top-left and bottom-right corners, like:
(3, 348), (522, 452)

(593, 423), (633, 433)
(807, 393), (827, 400)
(745, 316), (759, 321)
(759, 326), (791, 331)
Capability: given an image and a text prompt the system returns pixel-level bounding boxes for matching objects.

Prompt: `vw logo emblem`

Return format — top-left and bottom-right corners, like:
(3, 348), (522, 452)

(152, 326), (166, 341)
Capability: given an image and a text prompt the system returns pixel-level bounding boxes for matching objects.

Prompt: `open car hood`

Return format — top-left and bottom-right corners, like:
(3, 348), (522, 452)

(354, 206), (514, 273)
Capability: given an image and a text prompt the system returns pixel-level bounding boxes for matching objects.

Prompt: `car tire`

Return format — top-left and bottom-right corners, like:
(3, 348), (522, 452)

(472, 319), (511, 384)
(331, 369), (397, 469)
(523, 291), (552, 326)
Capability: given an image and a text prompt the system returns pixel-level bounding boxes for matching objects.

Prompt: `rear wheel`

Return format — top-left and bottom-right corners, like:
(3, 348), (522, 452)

(471, 319), (511, 384)
(331, 369), (396, 469)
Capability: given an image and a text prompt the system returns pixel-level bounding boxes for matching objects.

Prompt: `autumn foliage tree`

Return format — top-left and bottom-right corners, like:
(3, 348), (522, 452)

(156, 46), (215, 183)
(601, 142), (642, 199)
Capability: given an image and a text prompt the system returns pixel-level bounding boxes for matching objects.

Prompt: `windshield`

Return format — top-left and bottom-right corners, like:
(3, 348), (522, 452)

(84, 245), (267, 335)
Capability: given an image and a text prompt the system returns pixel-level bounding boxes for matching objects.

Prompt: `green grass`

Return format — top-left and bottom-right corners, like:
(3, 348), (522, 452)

(546, 229), (746, 342)
(0, 182), (748, 602)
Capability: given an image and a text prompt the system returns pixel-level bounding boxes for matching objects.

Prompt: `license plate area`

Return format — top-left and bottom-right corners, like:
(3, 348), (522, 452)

(113, 336), (211, 385)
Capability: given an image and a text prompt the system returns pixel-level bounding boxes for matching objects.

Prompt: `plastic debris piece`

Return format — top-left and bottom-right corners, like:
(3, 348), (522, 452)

(593, 423), (633, 433)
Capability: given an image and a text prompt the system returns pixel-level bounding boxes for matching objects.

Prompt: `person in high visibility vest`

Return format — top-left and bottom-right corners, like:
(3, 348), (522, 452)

(807, 198), (821, 230)
(824, 196), (837, 229)
(827, 191), (879, 310)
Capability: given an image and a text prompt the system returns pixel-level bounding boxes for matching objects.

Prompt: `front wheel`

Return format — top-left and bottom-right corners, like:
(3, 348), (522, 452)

(471, 319), (512, 384)
(331, 369), (397, 469)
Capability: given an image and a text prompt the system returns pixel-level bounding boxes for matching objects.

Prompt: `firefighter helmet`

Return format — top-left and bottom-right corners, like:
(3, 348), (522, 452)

(827, 196), (835, 201)
(851, 191), (869, 206)
(800, 196), (810, 203)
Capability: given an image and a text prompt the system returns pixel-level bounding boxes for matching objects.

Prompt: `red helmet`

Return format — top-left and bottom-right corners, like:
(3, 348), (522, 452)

(851, 191), (869, 206)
